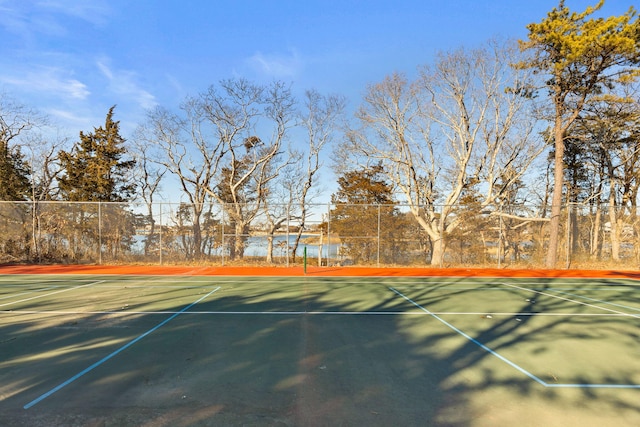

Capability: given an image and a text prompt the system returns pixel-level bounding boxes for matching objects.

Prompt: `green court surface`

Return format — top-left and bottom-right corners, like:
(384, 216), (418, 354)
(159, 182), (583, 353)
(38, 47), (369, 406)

(1, 275), (639, 426)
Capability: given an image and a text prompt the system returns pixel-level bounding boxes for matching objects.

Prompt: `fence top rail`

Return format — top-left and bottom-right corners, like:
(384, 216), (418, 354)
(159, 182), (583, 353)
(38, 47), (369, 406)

(0, 201), (620, 209)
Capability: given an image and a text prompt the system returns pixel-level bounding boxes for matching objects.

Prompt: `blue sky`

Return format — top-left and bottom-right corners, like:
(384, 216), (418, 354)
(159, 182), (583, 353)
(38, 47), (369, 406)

(0, 0), (634, 137)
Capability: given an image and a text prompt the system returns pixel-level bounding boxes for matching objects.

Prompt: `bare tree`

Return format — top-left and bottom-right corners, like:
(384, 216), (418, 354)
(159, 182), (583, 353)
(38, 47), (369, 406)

(141, 79), (295, 261)
(14, 131), (66, 262)
(201, 79), (296, 260)
(0, 93), (46, 153)
(0, 95), (52, 260)
(289, 90), (346, 262)
(260, 162), (299, 264)
(138, 105), (213, 259)
(571, 84), (640, 262)
(258, 90), (345, 265)
(131, 131), (167, 257)
(21, 131), (66, 201)
(338, 40), (543, 265)
(0, 93), (48, 200)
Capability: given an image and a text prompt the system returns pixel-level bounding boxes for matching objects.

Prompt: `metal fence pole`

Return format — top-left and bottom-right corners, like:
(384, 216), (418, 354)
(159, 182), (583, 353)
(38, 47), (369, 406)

(498, 204), (503, 269)
(221, 206), (225, 266)
(439, 204), (444, 268)
(566, 203), (571, 269)
(377, 204), (381, 267)
(286, 205), (290, 267)
(98, 202), (102, 265)
(159, 202), (163, 266)
(327, 203), (331, 266)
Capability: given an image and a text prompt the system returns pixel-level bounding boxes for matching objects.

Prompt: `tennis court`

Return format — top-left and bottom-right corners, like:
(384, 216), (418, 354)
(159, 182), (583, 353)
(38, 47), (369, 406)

(1, 266), (639, 426)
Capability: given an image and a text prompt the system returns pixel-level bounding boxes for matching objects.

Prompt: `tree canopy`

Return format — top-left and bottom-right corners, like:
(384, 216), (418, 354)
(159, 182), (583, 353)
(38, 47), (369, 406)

(0, 147), (31, 201)
(331, 165), (412, 264)
(58, 106), (136, 202)
(519, 0), (640, 267)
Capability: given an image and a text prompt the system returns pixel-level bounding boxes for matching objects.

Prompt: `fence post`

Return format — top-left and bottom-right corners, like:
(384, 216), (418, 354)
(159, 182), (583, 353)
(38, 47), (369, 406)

(498, 204), (503, 269)
(327, 203), (331, 266)
(566, 203), (571, 268)
(159, 202), (163, 266)
(439, 204), (444, 268)
(31, 199), (40, 262)
(377, 204), (381, 267)
(286, 206), (290, 267)
(318, 212), (323, 267)
(221, 206), (225, 266)
(98, 202), (102, 265)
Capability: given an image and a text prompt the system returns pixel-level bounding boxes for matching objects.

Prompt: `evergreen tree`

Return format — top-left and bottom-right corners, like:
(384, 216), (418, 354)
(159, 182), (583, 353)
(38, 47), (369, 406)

(0, 145), (31, 200)
(519, 0), (640, 267)
(331, 165), (410, 264)
(58, 106), (136, 202)
(0, 94), (38, 201)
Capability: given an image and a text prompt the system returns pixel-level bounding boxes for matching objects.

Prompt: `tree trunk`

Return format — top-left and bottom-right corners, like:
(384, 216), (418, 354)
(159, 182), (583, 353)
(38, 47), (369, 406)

(607, 157), (620, 262)
(431, 237), (445, 266)
(570, 204), (579, 255)
(233, 222), (247, 260)
(266, 235), (274, 264)
(591, 205), (602, 259)
(545, 126), (565, 268)
(144, 206), (155, 257)
(608, 201), (620, 262)
(192, 220), (202, 259)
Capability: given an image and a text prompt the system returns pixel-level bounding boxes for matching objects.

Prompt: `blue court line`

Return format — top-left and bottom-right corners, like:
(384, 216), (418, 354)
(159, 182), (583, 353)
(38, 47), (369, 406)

(23, 286), (221, 409)
(389, 287), (640, 389)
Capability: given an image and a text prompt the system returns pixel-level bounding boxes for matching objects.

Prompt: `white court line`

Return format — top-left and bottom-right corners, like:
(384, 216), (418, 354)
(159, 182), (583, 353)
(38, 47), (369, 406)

(3, 309), (635, 317)
(549, 289), (640, 313)
(389, 286), (548, 386)
(496, 281), (640, 319)
(0, 286), (59, 301)
(390, 286), (640, 389)
(0, 281), (106, 308)
(392, 278), (640, 288)
(0, 277), (212, 310)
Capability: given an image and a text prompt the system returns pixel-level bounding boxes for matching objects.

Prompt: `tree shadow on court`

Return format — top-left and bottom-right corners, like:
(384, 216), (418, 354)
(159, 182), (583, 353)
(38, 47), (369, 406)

(1, 277), (640, 426)
(404, 278), (640, 421)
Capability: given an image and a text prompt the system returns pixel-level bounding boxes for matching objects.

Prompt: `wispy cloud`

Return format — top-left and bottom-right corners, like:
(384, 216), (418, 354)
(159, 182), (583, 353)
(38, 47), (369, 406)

(164, 73), (188, 99)
(0, 1), (31, 39)
(97, 58), (157, 110)
(35, 0), (112, 26)
(0, 0), (111, 41)
(247, 49), (303, 79)
(1, 67), (90, 100)
(47, 108), (92, 128)
(7, 1), (78, 38)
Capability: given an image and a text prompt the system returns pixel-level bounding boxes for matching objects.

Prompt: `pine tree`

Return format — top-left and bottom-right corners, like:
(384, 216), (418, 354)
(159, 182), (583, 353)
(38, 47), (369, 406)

(331, 165), (410, 264)
(519, 0), (640, 267)
(0, 95), (37, 201)
(0, 145), (31, 200)
(58, 106), (136, 202)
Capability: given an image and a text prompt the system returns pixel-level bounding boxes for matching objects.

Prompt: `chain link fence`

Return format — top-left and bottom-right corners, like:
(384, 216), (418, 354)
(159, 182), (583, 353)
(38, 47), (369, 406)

(1, 201), (638, 269)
